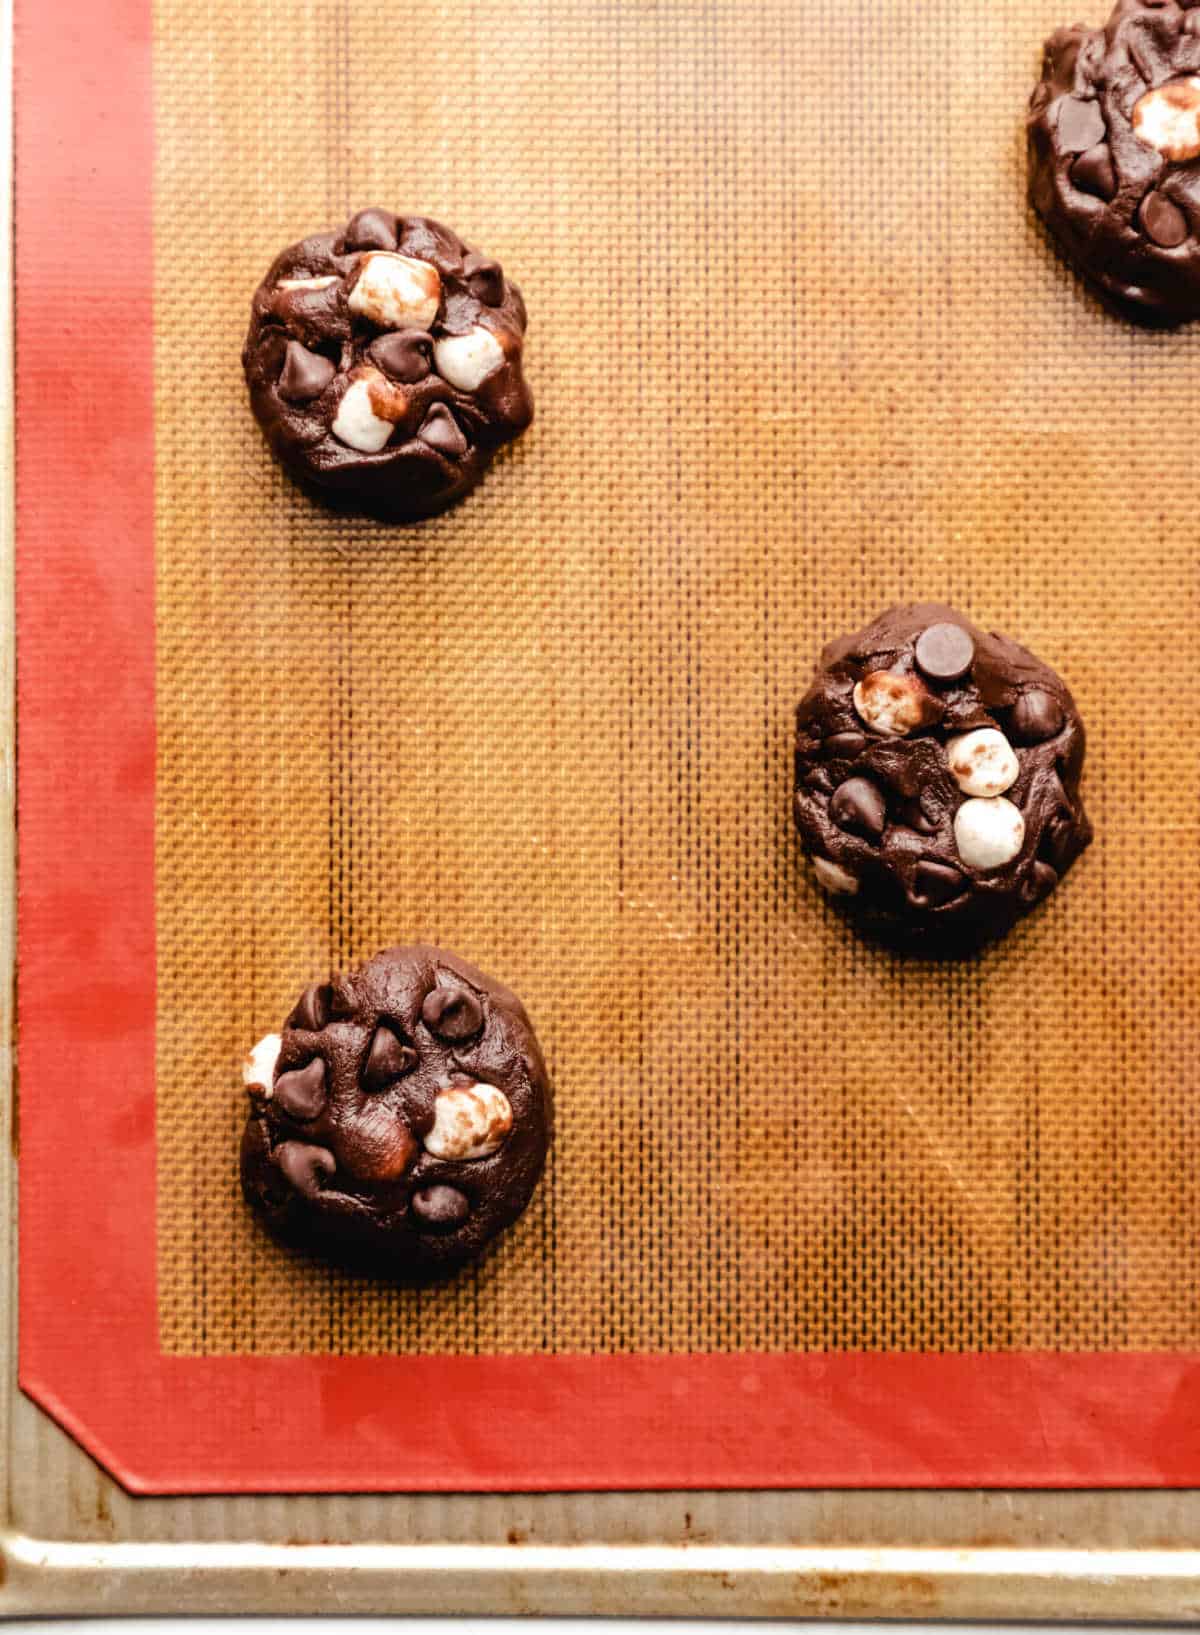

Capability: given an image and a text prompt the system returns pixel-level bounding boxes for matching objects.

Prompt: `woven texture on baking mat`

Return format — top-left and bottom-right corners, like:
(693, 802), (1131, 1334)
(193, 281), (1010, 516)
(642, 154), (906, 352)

(155, 0), (1200, 1357)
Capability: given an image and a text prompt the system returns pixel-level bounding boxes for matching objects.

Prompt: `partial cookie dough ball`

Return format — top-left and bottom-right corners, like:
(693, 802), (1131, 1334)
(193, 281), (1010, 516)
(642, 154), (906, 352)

(793, 604), (1092, 950)
(240, 945), (551, 1280)
(242, 209), (533, 518)
(1029, 0), (1200, 323)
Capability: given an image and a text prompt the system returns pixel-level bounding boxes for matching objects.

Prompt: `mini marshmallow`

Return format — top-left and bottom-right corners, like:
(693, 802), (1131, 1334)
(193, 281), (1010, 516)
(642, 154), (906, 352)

(331, 370), (394, 453)
(425, 1082), (513, 1161)
(434, 326), (506, 392)
(852, 670), (935, 737)
(243, 1032), (282, 1096)
(348, 252), (441, 330)
(275, 275), (340, 293)
(1133, 78), (1200, 163)
(813, 856), (860, 896)
(946, 728), (1019, 798)
(953, 797), (1025, 871)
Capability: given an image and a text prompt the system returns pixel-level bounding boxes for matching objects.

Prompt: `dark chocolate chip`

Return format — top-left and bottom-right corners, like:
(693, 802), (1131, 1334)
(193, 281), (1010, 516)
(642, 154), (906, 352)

(1140, 190), (1189, 247)
(363, 1022), (419, 1090)
(273, 1057), (328, 1121)
(1020, 860), (1059, 904)
(1057, 95), (1106, 152)
(914, 621), (975, 683)
(422, 985), (485, 1043)
(344, 206), (398, 252)
(830, 776), (886, 839)
(411, 1183), (470, 1229)
(278, 340), (336, 404)
(1071, 144), (1117, 202)
(369, 328), (433, 384)
(274, 1140), (336, 1197)
(900, 798), (939, 836)
(417, 404), (468, 457)
(911, 860), (967, 907)
(823, 731), (868, 760)
(463, 252), (504, 306)
(804, 766), (834, 793)
(1010, 688), (1064, 743)
(289, 981), (331, 1032)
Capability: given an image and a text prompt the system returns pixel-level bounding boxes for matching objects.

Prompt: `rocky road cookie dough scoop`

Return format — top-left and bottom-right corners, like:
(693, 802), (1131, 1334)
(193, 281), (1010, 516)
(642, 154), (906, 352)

(243, 209), (532, 518)
(793, 604), (1092, 951)
(240, 946), (551, 1280)
(1029, 0), (1200, 322)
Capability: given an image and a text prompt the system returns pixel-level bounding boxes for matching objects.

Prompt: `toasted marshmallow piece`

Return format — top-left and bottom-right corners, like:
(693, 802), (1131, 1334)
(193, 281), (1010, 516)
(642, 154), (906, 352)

(425, 1082), (513, 1161)
(853, 670), (935, 738)
(332, 370), (394, 453)
(813, 856), (860, 896)
(348, 252), (441, 330)
(953, 797), (1025, 871)
(275, 275), (340, 293)
(243, 1032), (282, 1096)
(1133, 77), (1200, 163)
(946, 728), (1020, 798)
(434, 326), (506, 392)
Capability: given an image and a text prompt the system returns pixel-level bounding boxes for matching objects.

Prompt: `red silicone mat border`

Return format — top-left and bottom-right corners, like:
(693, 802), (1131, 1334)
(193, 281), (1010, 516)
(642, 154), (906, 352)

(15, 0), (1200, 1496)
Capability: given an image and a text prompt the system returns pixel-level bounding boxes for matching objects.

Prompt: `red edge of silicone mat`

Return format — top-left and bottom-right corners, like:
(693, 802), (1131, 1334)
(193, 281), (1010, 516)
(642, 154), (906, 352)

(14, 0), (1200, 1495)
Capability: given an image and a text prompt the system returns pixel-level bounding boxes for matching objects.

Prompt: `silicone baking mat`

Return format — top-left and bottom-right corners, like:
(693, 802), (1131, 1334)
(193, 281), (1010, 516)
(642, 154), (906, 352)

(16, 0), (1200, 1490)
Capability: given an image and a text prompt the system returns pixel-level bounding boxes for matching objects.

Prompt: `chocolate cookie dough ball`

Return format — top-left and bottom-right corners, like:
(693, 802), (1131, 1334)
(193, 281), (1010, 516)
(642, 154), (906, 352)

(242, 209), (532, 518)
(1029, 0), (1200, 322)
(240, 946), (551, 1280)
(793, 605), (1092, 950)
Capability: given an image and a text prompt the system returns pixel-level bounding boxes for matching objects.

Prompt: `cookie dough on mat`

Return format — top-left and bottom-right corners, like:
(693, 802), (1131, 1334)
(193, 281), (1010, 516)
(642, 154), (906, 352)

(243, 209), (532, 518)
(793, 604), (1092, 951)
(1029, 0), (1200, 322)
(240, 946), (551, 1280)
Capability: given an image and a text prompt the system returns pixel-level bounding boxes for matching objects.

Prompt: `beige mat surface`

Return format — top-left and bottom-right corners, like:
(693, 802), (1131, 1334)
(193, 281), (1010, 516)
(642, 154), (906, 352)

(155, 0), (1200, 1355)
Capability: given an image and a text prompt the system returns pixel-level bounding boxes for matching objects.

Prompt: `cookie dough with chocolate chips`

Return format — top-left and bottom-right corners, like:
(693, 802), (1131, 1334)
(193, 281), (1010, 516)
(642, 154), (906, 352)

(793, 604), (1092, 950)
(240, 946), (551, 1280)
(243, 209), (532, 518)
(1029, 0), (1200, 322)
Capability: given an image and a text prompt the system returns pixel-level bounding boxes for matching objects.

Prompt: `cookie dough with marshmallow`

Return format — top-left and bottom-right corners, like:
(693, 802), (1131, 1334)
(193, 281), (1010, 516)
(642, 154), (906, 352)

(1028, 0), (1200, 324)
(243, 208), (532, 518)
(240, 945), (551, 1281)
(793, 603), (1092, 950)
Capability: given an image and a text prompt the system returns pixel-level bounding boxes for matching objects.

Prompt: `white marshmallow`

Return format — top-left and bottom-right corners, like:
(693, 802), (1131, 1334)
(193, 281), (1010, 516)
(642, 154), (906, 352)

(813, 856), (860, 896)
(946, 728), (1020, 798)
(953, 797), (1025, 871)
(424, 1082), (514, 1161)
(243, 1032), (282, 1096)
(434, 326), (506, 392)
(275, 275), (339, 293)
(1133, 78), (1200, 162)
(348, 252), (441, 329)
(331, 370), (394, 453)
(852, 671), (934, 738)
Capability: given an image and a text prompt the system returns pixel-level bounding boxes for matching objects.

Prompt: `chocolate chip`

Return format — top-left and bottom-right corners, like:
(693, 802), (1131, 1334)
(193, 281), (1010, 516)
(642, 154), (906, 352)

(1071, 144), (1117, 202)
(464, 252), (504, 306)
(804, 766), (834, 793)
(911, 860), (966, 907)
(1020, 860), (1059, 904)
(914, 622), (975, 683)
(289, 981), (331, 1032)
(363, 1022), (419, 1090)
(1057, 95), (1106, 152)
(344, 206), (398, 252)
(823, 731), (868, 760)
(422, 985), (485, 1043)
(369, 328), (433, 384)
(273, 1057), (327, 1121)
(411, 1184), (470, 1229)
(830, 776), (886, 839)
(1010, 688), (1063, 743)
(274, 1140), (336, 1197)
(417, 404), (468, 457)
(278, 340), (336, 404)
(900, 797), (939, 836)
(1141, 190), (1189, 247)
